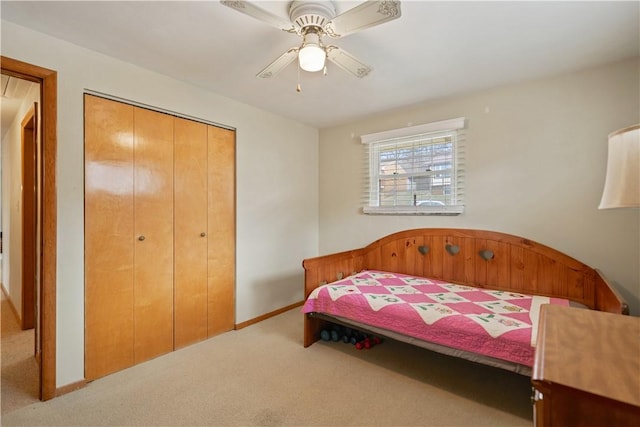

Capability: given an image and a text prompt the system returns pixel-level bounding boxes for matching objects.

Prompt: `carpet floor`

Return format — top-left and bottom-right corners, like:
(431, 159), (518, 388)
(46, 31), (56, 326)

(1, 307), (534, 426)
(1, 285), (40, 415)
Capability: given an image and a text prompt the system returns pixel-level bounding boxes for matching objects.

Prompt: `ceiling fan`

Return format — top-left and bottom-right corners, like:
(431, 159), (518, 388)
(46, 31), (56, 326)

(220, 0), (401, 80)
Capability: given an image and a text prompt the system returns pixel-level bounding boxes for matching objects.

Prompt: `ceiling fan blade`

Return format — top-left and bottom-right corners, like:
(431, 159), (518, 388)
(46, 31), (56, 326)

(220, 1), (295, 32)
(326, 46), (372, 78)
(257, 48), (299, 78)
(325, 0), (401, 38)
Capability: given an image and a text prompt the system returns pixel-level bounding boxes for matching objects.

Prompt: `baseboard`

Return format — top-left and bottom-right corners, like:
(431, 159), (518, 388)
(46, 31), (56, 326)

(56, 380), (86, 397)
(236, 301), (303, 330)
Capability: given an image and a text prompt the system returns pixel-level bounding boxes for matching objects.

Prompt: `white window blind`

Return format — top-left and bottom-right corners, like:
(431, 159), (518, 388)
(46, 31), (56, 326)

(361, 118), (466, 215)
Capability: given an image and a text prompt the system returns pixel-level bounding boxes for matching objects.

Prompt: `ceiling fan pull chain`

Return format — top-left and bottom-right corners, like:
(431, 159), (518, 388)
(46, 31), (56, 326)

(296, 61), (302, 93)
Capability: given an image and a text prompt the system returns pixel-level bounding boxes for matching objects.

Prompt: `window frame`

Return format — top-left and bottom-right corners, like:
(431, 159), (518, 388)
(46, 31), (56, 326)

(361, 117), (466, 215)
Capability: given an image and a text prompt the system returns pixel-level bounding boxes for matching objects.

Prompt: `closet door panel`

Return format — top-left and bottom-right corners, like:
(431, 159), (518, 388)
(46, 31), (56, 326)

(207, 126), (236, 336)
(133, 107), (175, 363)
(84, 95), (135, 380)
(174, 117), (208, 349)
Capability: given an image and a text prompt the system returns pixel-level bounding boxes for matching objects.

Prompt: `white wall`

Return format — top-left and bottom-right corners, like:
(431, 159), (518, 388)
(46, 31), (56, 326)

(319, 58), (640, 315)
(1, 83), (40, 320)
(2, 20), (319, 388)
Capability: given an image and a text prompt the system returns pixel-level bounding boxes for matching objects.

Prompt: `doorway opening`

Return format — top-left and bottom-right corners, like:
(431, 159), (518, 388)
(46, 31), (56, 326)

(1, 57), (57, 402)
(1, 73), (41, 411)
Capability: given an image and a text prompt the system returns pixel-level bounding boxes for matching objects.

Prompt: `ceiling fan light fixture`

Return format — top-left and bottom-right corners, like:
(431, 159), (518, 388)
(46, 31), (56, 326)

(298, 30), (326, 72)
(299, 44), (325, 72)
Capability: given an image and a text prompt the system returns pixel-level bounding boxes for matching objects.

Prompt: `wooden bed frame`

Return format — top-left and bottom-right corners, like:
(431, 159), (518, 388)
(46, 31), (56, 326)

(303, 228), (628, 348)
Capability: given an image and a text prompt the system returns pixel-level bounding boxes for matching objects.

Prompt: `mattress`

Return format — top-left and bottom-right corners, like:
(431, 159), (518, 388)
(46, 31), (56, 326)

(302, 270), (571, 368)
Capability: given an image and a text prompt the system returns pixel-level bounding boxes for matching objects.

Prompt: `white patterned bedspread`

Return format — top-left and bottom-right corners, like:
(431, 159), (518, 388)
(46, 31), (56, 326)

(302, 270), (570, 366)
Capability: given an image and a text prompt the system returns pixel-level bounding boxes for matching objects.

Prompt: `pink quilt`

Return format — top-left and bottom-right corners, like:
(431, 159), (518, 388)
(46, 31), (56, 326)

(302, 270), (570, 366)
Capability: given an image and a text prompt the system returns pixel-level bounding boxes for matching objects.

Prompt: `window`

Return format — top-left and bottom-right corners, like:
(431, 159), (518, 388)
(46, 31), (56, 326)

(361, 117), (465, 215)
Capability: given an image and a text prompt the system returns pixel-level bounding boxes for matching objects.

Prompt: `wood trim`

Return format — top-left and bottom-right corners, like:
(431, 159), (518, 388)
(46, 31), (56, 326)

(1, 56), (57, 401)
(21, 104), (37, 330)
(236, 301), (303, 330)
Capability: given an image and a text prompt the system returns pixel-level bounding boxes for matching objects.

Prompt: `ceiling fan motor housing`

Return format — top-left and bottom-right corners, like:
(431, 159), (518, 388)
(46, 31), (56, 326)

(289, 0), (336, 33)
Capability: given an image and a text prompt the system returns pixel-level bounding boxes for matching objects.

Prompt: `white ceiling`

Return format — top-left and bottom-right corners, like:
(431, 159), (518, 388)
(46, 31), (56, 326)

(1, 1), (639, 129)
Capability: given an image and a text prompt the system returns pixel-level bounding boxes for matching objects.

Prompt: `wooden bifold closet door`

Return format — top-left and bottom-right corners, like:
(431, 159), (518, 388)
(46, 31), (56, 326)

(132, 107), (175, 364)
(84, 94), (235, 381)
(84, 95), (135, 380)
(174, 117), (208, 349)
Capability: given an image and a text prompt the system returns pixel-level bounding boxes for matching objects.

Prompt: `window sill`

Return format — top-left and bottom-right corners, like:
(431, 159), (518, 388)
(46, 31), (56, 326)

(362, 206), (464, 216)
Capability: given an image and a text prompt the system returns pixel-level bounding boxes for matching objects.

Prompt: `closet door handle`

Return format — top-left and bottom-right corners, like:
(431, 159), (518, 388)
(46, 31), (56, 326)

(138, 235), (145, 241)
(200, 232), (206, 237)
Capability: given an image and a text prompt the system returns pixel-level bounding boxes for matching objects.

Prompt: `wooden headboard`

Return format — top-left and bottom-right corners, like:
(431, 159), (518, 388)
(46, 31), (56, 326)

(303, 228), (628, 316)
